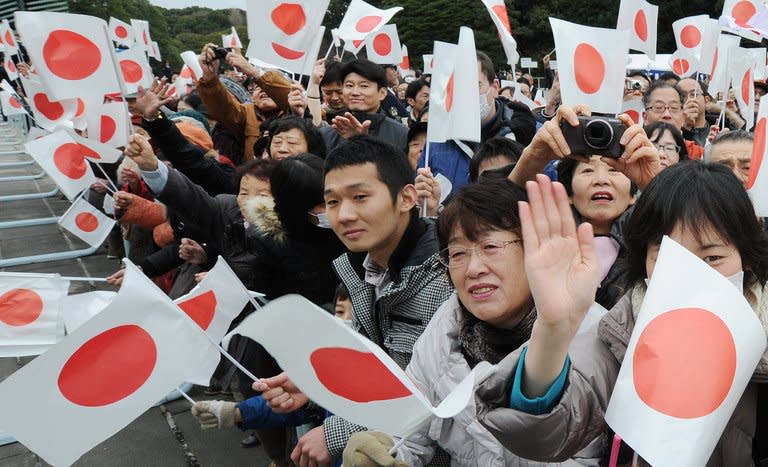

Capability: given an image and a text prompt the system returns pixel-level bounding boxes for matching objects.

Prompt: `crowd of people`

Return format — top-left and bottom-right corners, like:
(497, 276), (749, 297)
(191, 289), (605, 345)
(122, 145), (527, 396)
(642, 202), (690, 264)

(3, 30), (768, 466)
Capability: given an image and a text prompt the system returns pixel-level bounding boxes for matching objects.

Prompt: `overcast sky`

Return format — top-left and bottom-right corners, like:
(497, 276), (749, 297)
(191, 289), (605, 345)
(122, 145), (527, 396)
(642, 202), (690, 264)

(148, 0), (246, 10)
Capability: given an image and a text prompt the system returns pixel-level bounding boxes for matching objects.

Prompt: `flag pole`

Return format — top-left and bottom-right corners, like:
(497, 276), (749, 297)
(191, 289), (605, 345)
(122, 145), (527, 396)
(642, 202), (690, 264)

(175, 386), (196, 405)
(60, 276), (109, 282)
(93, 162), (120, 193)
(420, 141), (431, 217)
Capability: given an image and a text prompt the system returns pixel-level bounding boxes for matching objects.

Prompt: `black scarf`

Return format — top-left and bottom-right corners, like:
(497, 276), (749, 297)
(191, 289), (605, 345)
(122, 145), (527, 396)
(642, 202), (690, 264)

(458, 303), (537, 368)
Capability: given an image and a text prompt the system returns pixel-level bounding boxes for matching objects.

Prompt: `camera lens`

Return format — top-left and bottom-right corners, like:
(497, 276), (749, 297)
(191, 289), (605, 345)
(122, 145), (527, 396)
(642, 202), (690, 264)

(583, 119), (614, 150)
(632, 81), (642, 90)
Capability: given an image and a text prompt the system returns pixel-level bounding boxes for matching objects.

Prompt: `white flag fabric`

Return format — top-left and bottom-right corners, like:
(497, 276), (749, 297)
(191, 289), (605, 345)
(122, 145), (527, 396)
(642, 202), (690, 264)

(245, 0), (330, 74)
(0, 20), (18, 56)
(720, 0), (764, 42)
(3, 55), (18, 81)
(15, 12), (121, 101)
(481, 0), (520, 66)
(130, 19), (152, 51)
(19, 74), (79, 131)
(180, 51), (204, 82)
(25, 130), (97, 200)
(86, 100), (131, 149)
(0, 272), (69, 356)
(605, 236), (767, 467)
(67, 128), (123, 163)
(301, 26), (326, 77)
(150, 41), (162, 61)
(748, 48), (768, 81)
(114, 46), (154, 95)
(550, 18), (630, 115)
(364, 24), (403, 65)
(62, 291), (116, 334)
(0, 90), (27, 116)
(621, 98), (645, 126)
(0, 260), (219, 467)
(337, 0), (402, 42)
(398, 45), (410, 77)
(422, 54), (434, 74)
(344, 37), (366, 56)
(708, 34), (741, 99)
(729, 47), (756, 131)
(222, 26), (243, 49)
(58, 196), (116, 248)
(108, 17), (134, 46)
(672, 15), (719, 76)
(426, 27), (481, 144)
(223, 294), (494, 437)
(616, 0), (658, 59)
(747, 94), (768, 215)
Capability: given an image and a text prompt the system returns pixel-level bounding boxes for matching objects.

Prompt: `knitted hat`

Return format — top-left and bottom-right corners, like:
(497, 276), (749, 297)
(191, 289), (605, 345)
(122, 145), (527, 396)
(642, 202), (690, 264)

(174, 120), (214, 151)
(169, 109), (211, 134)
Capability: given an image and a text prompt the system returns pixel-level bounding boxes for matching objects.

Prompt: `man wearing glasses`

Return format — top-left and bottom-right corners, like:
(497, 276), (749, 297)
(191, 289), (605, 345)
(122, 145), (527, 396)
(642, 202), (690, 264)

(642, 81), (705, 159)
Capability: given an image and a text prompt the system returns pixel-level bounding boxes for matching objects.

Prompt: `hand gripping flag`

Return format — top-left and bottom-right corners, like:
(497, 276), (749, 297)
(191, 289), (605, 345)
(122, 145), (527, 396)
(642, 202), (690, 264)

(747, 94), (768, 215)
(364, 24), (403, 65)
(0, 260), (219, 467)
(25, 130), (97, 200)
(550, 17), (630, 115)
(14, 11), (121, 101)
(108, 17), (134, 47)
(616, 0), (658, 60)
(0, 272), (69, 357)
(58, 196), (116, 248)
(245, 0), (330, 74)
(481, 0), (520, 66)
(337, 0), (402, 42)
(604, 236), (767, 467)
(223, 26), (243, 49)
(223, 295), (495, 437)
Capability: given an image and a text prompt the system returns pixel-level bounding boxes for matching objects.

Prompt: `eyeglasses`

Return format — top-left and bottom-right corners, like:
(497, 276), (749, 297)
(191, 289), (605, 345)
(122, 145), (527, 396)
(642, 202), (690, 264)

(438, 239), (521, 269)
(646, 103), (683, 114)
(653, 143), (680, 155)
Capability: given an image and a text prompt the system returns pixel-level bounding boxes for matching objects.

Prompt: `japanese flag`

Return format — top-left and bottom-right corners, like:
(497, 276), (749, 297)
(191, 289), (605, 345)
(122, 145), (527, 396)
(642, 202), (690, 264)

(720, 0), (764, 42)
(398, 44), (410, 77)
(19, 74), (80, 131)
(616, 0), (658, 60)
(672, 15), (719, 76)
(130, 19), (152, 51)
(108, 17), (134, 46)
(3, 55), (18, 81)
(0, 260), (219, 467)
(222, 26), (243, 49)
(14, 11), (122, 101)
(223, 295), (494, 437)
(245, 0), (330, 74)
(512, 85), (537, 110)
(747, 94), (768, 215)
(621, 98), (645, 126)
(87, 100), (131, 149)
(747, 48), (768, 81)
(365, 24), (403, 65)
(427, 27), (481, 144)
(58, 196), (116, 247)
(62, 291), (116, 334)
(729, 47), (756, 131)
(25, 130), (97, 200)
(481, 0), (520, 66)
(114, 46), (153, 95)
(66, 130), (122, 164)
(708, 34), (741, 99)
(337, 0), (402, 42)
(0, 272), (69, 356)
(669, 50), (696, 78)
(0, 20), (18, 56)
(748, 4), (768, 39)
(149, 41), (162, 61)
(180, 51), (204, 82)
(550, 17), (630, 115)
(605, 236), (766, 467)
(301, 26), (327, 77)
(422, 54), (434, 74)
(344, 37), (366, 56)
(0, 90), (27, 116)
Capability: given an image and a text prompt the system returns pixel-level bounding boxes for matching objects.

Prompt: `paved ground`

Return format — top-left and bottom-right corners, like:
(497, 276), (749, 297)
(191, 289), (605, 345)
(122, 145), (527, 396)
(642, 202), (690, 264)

(0, 121), (271, 466)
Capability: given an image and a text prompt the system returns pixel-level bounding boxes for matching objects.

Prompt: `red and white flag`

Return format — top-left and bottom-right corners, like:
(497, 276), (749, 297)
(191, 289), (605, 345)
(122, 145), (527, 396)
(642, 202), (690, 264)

(0, 90), (27, 116)
(25, 130), (97, 200)
(245, 0), (330, 74)
(180, 51), (203, 82)
(223, 294), (494, 437)
(422, 54), (434, 74)
(365, 24), (403, 65)
(0, 272), (69, 357)
(398, 44), (410, 77)
(3, 55), (18, 81)
(114, 46), (153, 95)
(669, 50), (697, 78)
(301, 26), (326, 77)
(729, 46), (756, 131)
(672, 15), (719, 76)
(616, 0), (658, 60)
(108, 17), (134, 47)
(427, 27), (481, 144)
(19, 74), (78, 131)
(344, 37), (366, 56)
(14, 11), (121, 101)
(149, 41), (162, 61)
(337, 0), (402, 41)
(86, 101), (131, 149)
(68, 130), (123, 163)
(58, 196), (116, 247)
(605, 236), (766, 467)
(222, 26), (243, 49)
(62, 291), (116, 334)
(622, 98), (645, 126)
(130, 18), (152, 51)
(708, 34), (742, 99)
(720, 0), (764, 42)
(481, 0), (519, 66)
(747, 94), (768, 215)
(0, 261), (219, 466)
(550, 17), (630, 115)
(0, 20), (18, 56)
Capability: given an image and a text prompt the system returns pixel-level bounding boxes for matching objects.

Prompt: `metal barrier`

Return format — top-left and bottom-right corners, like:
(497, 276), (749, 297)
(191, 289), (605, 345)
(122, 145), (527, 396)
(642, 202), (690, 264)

(0, 244), (100, 268)
(0, 159), (34, 168)
(0, 186), (60, 201)
(0, 171), (45, 182)
(0, 217), (59, 229)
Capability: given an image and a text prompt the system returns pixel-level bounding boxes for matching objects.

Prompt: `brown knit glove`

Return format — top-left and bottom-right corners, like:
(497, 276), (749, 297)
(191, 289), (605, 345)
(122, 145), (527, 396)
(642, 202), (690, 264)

(342, 431), (408, 467)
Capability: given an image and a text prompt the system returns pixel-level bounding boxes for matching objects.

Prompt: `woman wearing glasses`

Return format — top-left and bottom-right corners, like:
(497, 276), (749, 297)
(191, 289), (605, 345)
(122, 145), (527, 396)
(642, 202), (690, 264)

(644, 121), (689, 170)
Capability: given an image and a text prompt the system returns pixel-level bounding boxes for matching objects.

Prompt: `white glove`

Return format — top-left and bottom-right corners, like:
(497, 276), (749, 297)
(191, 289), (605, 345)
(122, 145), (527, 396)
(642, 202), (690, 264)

(190, 400), (237, 429)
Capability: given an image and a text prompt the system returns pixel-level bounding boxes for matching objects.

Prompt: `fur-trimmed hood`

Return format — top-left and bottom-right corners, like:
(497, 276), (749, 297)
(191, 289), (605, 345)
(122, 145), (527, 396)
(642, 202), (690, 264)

(242, 196), (286, 244)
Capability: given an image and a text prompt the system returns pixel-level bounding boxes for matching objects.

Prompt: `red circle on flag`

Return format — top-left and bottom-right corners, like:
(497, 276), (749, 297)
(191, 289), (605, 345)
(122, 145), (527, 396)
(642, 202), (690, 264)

(58, 325), (158, 407)
(272, 42), (305, 60)
(672, 58), (690, 76)
(352, 39), (364, 49)
(634, 10), (648, 42)
(75, 98), (85, 118)
(42, 30), (102, 81)
(733, 1), (758, 27)
(633, 307), (736, 419)
(680, 25), (702, 48)
(0, 288), (44, 326)
(742, 69), (752, 106)
(625, 109), (640, 124)
(75, 212), (99, 232)
(100, 115), (117, 143)
(177, 290), (217, 330)
(310, 347), (411, 402)
(120, 59), (143, 84)
(33, 93), (64, 121)
(492, 5), (512, 34)
(4, 30), (14, 48)
(230, 36), (238, 47)
(574, 43), (605, 95)
(748, 117), (766, 189)
(54, 143), (88, 179)
(77, 143), (100, 160)
(7, 60), (15, 73)
(115, 25), (128, 39)
(180, 66), (193, 79)
(271, 3), (306, 36)
(372, 33), (392, 56)
(9, 96), (21, 109)
(355, 15), (382, 34)
(445, 73), (455, 112)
